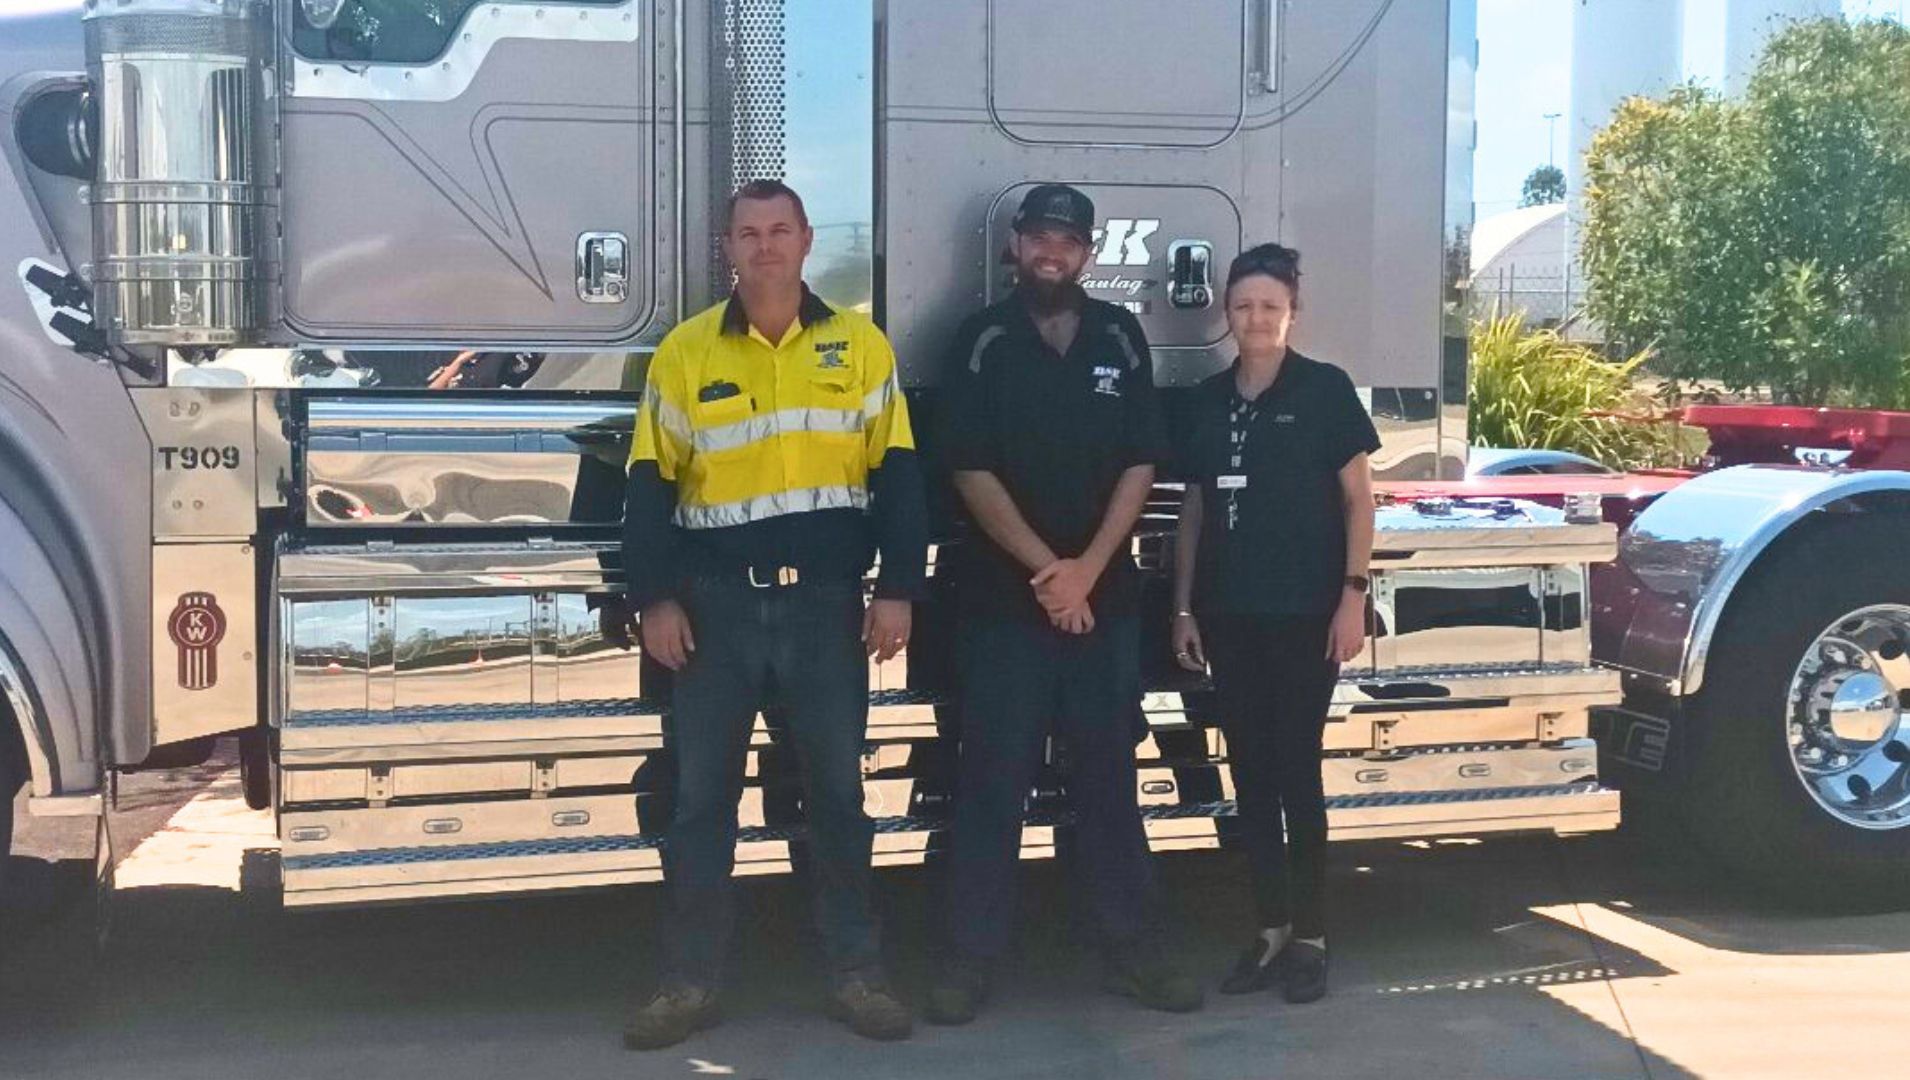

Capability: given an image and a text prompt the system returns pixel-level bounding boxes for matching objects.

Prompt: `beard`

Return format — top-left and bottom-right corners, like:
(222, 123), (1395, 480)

(1016, 269), (1085, 314)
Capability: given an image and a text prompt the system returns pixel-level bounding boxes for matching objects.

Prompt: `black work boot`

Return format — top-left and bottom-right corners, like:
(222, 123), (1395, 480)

(924, 957), (991, 1026)
(1278, 941), (1329, 1004)
(1219, 935), (1285, 995)
(1105, 940), (1205, 1014)
(826, 973), (914, 1041)
(623, 984), (721, 1050)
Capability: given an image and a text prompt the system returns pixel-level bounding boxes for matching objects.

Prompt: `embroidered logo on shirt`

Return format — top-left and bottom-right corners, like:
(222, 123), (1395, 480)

(1092, 364), (1124, 396)
(1273, 413), (1296, 423)
(814, 340), (850, 369)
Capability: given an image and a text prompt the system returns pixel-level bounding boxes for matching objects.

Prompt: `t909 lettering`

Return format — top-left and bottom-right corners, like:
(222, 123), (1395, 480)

(157, 445), (243, 470)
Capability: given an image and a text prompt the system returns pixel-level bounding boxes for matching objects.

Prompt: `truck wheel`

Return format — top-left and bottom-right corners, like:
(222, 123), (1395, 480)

(1, 760), (16, 906)
(239, 728), (273, 812)
(1, 709), (24, 911)
(1682, 514), (1910, 905)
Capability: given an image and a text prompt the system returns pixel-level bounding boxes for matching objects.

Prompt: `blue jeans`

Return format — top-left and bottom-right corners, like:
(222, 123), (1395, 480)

(943, 615), (1155, 963)
(662, 578), (879, 987)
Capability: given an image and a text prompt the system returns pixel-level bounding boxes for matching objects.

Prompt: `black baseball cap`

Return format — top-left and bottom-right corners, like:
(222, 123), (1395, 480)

(1012, 183), (1095, 242)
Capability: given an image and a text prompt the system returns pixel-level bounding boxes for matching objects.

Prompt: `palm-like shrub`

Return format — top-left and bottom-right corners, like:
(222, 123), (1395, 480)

(1468, 313), (1687, 470)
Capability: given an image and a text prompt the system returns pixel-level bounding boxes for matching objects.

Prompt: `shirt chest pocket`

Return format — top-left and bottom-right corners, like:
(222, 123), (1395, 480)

(693, 392), (752, 428)
(805, 342), (859, 403)
(806, 369), (857, 401)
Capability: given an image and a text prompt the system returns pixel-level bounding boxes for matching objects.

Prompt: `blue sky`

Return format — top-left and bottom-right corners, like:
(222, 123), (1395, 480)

(1478, 0), (1908, 215)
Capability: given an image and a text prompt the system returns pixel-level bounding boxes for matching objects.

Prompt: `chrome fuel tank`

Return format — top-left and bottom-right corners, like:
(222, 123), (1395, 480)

(299, 396), (635, 530)
(85, 0), (275, 346)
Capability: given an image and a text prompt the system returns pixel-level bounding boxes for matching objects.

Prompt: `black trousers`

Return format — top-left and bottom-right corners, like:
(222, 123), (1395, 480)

(1205, 612), (1338, 940)
(663, 578), (879, 988)
(943, 615), (1154, 963)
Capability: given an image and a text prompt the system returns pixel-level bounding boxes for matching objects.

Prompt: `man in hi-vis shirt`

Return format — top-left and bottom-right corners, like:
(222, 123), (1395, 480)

(620, 180), (926, 1050)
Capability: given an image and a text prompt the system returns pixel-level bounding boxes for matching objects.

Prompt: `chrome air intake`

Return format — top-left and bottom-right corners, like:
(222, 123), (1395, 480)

(84, 0), (274, 346)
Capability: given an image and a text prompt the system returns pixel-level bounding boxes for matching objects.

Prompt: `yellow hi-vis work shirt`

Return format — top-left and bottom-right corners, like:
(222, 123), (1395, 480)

(630, 290), (914, 532)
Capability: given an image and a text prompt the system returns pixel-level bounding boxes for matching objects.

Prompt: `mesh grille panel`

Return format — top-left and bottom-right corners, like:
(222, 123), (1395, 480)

(710, 0), (789, 292)
(86, 13), (264, 56)
(723, 0), (787, 183)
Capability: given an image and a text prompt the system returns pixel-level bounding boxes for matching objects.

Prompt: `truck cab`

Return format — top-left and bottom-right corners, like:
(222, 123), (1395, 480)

(1, 0), (1652, 912)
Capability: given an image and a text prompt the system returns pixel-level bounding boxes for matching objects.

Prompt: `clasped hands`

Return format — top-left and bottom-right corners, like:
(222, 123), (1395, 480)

(1031, 555), (1102, 635)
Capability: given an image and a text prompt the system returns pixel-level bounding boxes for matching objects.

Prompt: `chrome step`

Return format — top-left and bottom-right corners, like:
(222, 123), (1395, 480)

(277, 743), (1618, 908)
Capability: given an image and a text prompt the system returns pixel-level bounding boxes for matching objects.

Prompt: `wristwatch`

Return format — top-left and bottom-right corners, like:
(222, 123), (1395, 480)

(1343, 574), (1371, 594)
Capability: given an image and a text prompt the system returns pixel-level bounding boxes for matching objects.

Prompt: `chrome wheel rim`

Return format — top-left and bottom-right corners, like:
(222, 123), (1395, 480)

(1787, 604), (1910, 830)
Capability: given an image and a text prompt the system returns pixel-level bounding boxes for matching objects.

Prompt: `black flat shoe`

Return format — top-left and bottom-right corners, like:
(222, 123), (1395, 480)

(1278, 941), (1328, 1004)
(1219, 936), (1283, 995)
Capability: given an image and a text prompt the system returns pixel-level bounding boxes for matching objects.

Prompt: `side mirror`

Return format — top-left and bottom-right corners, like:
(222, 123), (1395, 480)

(299, 0), (348, 30)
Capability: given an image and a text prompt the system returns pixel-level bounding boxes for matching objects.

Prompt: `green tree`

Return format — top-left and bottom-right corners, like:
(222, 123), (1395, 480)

(1582, 19), (1910, 407)
(1519, 164), (1566, 207)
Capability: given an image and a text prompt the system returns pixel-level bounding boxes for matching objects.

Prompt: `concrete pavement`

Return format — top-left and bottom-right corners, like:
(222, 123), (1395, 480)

(3, 773), (1907, 1079)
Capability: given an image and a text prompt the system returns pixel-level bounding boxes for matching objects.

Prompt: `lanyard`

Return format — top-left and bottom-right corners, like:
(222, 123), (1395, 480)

(1223, 394), (1261, 532)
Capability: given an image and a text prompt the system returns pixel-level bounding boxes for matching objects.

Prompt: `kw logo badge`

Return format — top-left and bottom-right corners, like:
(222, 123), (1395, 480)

(168, 592), (228, 691)
(1091, 219), (1161, 266)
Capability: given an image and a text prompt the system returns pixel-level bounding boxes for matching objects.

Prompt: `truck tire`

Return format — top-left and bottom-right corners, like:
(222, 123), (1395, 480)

(1, 759), (16, 906)
(238, 728), (273, 812)
(1681, 513), (1910, 906)
(1, 703), (24, 911)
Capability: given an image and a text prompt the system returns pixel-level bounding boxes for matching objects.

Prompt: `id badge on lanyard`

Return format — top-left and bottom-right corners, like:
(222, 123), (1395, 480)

(1224, 397), (1259, 531)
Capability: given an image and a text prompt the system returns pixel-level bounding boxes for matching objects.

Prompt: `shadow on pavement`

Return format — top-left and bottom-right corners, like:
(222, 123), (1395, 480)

(0, 830), (1758, 1080)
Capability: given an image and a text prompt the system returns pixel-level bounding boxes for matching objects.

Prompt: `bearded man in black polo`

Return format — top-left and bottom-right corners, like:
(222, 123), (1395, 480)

(926, 184), (1203, 1023)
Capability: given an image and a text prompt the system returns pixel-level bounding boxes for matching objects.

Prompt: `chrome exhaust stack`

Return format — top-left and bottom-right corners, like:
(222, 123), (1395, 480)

(84, 0), (275, 347)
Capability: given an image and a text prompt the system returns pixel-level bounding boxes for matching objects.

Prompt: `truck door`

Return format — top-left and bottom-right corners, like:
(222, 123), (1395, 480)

(277, 0), (674, 345)
(884, 0), (1455, 427)
(882, 0), (1258, 386)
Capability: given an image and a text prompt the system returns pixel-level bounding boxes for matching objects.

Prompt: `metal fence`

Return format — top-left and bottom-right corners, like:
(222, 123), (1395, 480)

(1468, 263), (1580, 327)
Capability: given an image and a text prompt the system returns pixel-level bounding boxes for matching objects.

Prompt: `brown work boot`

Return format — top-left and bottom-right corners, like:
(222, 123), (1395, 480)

(825, 973), (914, 1041)
(623, 984), (721, 1050)
(924, 956), (991, 1026)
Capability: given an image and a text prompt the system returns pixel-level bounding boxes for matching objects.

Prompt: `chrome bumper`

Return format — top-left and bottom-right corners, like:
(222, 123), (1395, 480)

(278, 741), (1618, 908)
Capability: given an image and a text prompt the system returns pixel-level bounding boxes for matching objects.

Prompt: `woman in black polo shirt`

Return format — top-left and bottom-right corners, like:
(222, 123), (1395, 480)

(1170, 243), (1379, 1003)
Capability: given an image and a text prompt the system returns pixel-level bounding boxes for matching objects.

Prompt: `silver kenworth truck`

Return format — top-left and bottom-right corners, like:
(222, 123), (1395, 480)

(3, 0), (1903, 942)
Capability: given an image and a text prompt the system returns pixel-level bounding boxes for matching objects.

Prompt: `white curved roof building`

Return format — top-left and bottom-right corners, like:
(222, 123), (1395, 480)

(1469, 203), (1571, 324)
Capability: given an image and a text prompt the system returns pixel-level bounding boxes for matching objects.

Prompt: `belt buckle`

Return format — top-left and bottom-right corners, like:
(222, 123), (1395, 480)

(748, 566), (800, 588)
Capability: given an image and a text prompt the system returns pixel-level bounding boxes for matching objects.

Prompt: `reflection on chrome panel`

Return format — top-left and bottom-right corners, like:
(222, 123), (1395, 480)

(1377, 566), (1544, 672)
(302, 397), (636, 528)
(286, 591), (643, 725)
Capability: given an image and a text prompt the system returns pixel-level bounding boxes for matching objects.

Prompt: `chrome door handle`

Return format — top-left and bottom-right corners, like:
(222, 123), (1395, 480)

(1167, 240), (1214, 310)
(576, 231), (629, 304)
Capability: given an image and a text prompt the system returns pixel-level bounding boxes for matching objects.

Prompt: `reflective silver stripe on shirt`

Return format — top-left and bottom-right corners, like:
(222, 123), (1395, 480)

(692, 407), (864, 453)
(862, 371), (896, 420)
(674, 484), (870, 529)
(651, 387), (693, 443)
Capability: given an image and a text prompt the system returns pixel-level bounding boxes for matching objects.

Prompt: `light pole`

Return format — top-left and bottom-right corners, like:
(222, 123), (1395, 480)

(1543, 112), (1562, 168)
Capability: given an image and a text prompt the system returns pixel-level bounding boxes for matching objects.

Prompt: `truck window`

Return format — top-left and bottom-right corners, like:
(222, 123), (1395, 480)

(292, 0), (623, 65)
